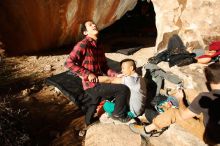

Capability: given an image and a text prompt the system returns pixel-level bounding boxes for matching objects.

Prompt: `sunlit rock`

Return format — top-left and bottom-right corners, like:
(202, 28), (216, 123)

(152, 0), (220, 51)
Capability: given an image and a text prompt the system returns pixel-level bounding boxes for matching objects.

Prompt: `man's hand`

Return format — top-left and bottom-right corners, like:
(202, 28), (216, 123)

(88, 73), (98, 83)
(117, 74), (124, 78)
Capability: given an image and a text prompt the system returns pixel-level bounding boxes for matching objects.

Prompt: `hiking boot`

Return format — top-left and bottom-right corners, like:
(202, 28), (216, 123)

(129, 123), (149, 138)
(129, 123), (168, 138)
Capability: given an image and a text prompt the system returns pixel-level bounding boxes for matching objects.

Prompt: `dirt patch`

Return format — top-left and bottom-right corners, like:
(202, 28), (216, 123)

(0, 55), (86, 145)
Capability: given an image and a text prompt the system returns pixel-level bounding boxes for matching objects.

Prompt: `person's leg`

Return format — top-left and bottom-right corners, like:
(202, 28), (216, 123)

(111, 84), (130, 118)
(151, 108), (181, 129)
(144, 107), (159, 123)
(86, 83), (130, 118)
(85, 105), (98, 125)
(129, 108), (181, 137)
(82, 93), (101, 125)
(141, 108), (181, 134)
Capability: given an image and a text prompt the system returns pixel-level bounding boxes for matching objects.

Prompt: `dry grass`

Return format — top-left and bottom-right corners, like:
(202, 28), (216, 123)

(0, 57), (16, 87)
(0, 95), (30, 146)
(0, 56), (31, 145)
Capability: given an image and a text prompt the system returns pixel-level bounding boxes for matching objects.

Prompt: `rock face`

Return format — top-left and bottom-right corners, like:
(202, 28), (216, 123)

(150, 124), (207, 146)
(1, 0), (220, 54)
(0, 0), (137, 54)
(85, 123), (142, 146)
(152, 0), (220, 51)
(85, 123), (207, 146)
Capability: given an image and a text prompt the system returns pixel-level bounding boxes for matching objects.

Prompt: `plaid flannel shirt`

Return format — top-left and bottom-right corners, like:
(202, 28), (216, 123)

(65, 36), (117, 90)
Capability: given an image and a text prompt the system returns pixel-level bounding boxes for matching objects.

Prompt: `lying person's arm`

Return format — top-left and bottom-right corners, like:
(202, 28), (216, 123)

(98, 76), (122, 84)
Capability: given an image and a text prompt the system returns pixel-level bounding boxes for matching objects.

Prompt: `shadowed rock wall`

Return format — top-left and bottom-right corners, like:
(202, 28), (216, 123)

(2, 0), (220, 54)
(0, 0), (137, 54)
(152, 0), (220, 51)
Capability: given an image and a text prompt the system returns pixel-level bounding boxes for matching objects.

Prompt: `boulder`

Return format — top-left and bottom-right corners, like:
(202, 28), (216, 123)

(150, 124), (207, 146)
(85, 123), (207, 146)
(152, 0), (220, 51)
(85, 123), (141, 146)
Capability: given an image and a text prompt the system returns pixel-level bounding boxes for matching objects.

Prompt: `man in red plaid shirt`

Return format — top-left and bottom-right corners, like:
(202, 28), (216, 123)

(65, 21), (130, 124)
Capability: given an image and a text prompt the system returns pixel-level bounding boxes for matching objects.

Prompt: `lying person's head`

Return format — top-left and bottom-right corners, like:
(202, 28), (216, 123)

(204, 62), (220, 89)
(120, 59), (136, 76)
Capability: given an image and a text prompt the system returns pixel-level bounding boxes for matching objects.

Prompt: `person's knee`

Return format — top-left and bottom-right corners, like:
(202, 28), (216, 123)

(152, 108), (179, 129)
(115, 84), (128, 91)
(119, 84), (130, 95)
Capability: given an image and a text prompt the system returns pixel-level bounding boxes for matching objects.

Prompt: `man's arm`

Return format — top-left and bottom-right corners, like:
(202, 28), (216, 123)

(98, 76), (122, 84)
(65, 43), (91, 79)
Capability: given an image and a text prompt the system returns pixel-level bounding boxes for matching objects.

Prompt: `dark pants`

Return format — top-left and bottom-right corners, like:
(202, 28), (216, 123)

(85, 83), (130, 125)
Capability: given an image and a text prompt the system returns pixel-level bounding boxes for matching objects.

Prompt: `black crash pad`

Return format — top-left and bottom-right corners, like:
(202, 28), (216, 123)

(45, 71), (90, 112)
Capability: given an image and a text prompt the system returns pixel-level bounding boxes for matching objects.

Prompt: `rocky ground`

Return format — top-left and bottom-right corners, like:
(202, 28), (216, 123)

(0, 52), (85, 145)
(0, 47), (207, 146)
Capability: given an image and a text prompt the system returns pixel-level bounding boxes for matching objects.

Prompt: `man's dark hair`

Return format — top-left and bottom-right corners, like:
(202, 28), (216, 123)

(204, 62), (220, 84)
(80, 21), (88, 36)
(120, 59), (137, 71)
